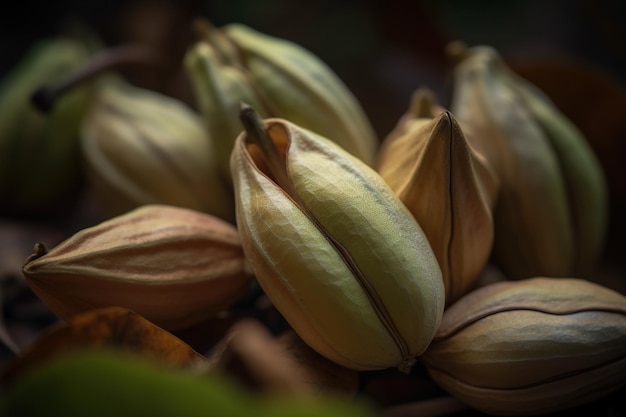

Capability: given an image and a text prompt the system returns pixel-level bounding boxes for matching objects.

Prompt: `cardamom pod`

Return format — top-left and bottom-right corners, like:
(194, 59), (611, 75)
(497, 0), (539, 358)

(377, 88), (497, 305)
(22, 204), (252, 331)
(421, 277), (626, 416)
(80, 79), (235, 223)
(0, 36), (93, 217)
(184, 19), (378, 184)
(447, 41), (608, 279)
(230, 105), (444, 372)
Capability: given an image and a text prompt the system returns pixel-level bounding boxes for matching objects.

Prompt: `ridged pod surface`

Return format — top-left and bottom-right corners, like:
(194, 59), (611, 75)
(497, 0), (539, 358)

(377, 89), (497, 305)
(421, 277), (626, 416)
(22, 204), (251, 331)
(0, 37), (93, 216)
(447, 42), (608, 279)
(230, 107), (444, 372)
(185, 20), (378, 184)
(81, 80), (235, 223)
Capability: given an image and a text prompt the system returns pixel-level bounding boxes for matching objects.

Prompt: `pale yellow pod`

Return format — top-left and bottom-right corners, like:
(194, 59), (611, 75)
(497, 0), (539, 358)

(230, 109), (444, 372)
(421, 277), (626, 416)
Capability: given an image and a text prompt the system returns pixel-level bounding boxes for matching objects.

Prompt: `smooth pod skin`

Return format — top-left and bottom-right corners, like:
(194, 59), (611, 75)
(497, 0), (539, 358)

(81, 80), (235, 223)
(377, 102), (496, 305)
(22, 205), (251, 331)
(230, 115), (444, 372)
(504, 71), (608, 277)
(184, 20), (379, 187)
(448, 43), (575, 279)
(0, 37), (93, 216)
(421, 277), (626, 416)
(224, 23), (379, 166)
(184, 40), (269, 184)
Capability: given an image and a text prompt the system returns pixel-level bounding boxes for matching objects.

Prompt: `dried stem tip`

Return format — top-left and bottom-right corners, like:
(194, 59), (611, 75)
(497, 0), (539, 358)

(239, 103), (291, 191)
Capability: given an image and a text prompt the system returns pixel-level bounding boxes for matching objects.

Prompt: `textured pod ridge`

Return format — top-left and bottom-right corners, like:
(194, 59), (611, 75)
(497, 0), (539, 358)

(231, 110), (444, 371)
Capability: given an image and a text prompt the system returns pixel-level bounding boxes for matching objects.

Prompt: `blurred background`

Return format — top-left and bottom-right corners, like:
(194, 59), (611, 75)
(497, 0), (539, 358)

(2, 0), (625, 134)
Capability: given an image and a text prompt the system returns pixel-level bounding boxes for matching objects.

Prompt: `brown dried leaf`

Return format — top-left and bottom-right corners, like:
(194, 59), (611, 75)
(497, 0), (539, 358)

(1, 306), (206, 383)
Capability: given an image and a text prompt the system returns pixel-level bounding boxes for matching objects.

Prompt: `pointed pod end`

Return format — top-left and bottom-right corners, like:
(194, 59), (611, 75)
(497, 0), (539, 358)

(239, 101), (254, 117)
(432, 111), (454, 135)
(429, 111), (472, 156)
(445, 41), (469, 65)
(191, 17), (218, 42)
(238, 102), (265, 140)
(397, 357), (416, 374)
(237, 103), (291, 191)
(408, 87), (438, 119)
(23, 242), (49, 268)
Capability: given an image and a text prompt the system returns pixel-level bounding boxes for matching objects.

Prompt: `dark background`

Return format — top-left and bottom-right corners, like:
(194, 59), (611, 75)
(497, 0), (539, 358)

(1, 0), (625, 136)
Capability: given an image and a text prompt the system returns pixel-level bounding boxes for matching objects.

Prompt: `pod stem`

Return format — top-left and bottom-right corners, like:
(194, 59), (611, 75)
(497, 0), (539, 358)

(445, 40), (469, 65)
(24, 242), (49, 264)
(408, 87), (437, 119)
(239, 103), (293, 194)
(31, 44), (167, 113)
(191, 17), (218, 42)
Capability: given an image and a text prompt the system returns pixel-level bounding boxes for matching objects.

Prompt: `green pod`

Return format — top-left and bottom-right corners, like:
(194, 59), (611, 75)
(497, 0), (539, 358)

(184, 21), (379, 185)
(448, 44), (575, 279)
(504, 71), (609, 277)
(223, 24), (379, 166)
(0, 37), (93, 217)
(184, 39), (270, 185)
(80, 79), (235, 223)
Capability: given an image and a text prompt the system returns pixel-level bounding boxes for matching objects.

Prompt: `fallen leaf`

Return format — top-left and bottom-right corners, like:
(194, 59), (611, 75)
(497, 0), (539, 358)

(1, 306), (205, 383)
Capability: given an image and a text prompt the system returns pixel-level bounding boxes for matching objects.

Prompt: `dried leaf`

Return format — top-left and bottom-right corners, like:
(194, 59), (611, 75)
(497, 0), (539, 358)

(1, 306), (205, 383)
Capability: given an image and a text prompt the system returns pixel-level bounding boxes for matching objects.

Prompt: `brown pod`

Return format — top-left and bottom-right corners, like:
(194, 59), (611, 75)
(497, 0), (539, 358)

(23, 204), (252, 331)
(420, 277), (626, 416)
(377, 89), (497, 305)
